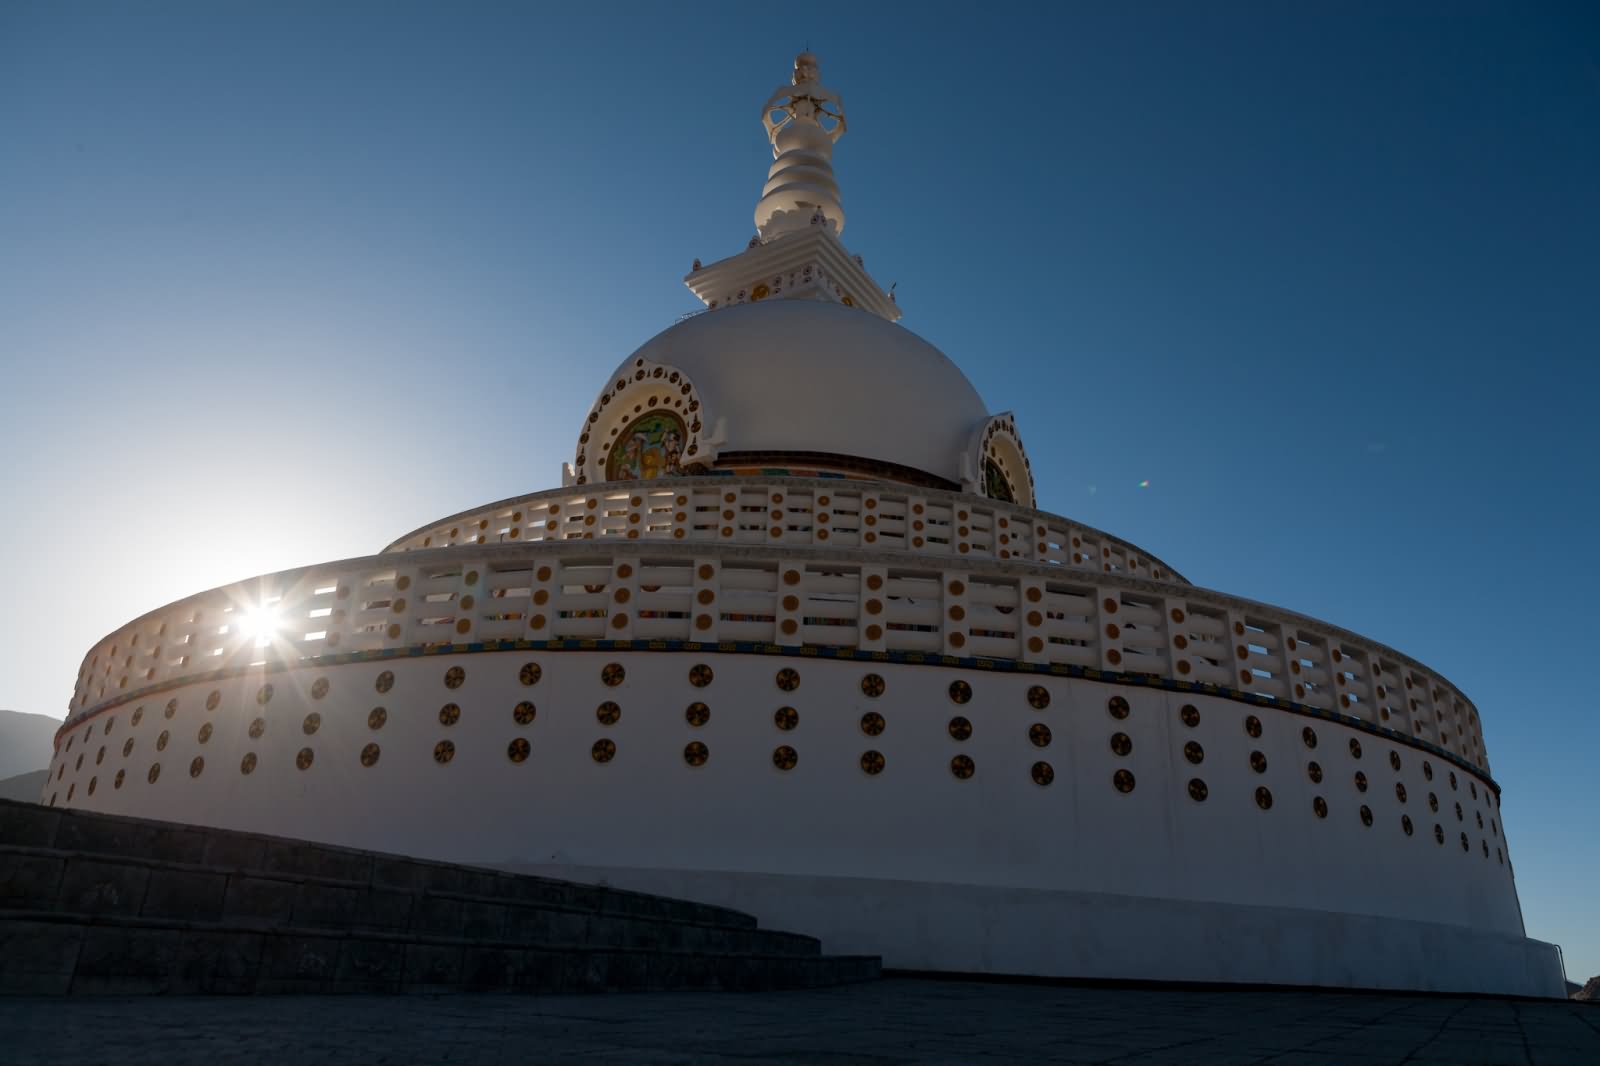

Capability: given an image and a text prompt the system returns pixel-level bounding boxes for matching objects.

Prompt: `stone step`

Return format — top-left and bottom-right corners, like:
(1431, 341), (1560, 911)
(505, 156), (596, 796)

(0, 798), (881, 996)
(0, 844), (821, 958)
(0, 799), (755, 930)
(0, 911), (881, 996)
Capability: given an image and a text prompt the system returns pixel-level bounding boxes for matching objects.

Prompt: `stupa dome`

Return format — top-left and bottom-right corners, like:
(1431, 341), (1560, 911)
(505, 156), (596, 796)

(577, 300), (989, 489)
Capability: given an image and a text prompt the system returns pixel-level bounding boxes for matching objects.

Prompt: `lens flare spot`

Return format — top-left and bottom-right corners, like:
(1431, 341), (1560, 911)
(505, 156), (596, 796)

(241, 604), (282, 646)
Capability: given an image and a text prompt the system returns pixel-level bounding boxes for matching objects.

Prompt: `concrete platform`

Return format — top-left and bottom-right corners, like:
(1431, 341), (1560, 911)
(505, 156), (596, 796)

(504, 861), (1566, 997)
(3, 977), (1597, 1065)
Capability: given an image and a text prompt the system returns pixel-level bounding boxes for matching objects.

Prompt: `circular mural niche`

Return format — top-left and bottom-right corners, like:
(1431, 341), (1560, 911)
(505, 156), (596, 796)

(607, 411), (688, 481)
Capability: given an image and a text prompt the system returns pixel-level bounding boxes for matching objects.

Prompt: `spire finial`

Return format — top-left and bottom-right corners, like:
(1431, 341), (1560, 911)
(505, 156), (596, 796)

(792, 50), (819, 85)
(755, 53), (847, 240)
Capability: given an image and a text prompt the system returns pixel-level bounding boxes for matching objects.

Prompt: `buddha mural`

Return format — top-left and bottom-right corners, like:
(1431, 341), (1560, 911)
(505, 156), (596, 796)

(606, 411), (687, 481)
(983, 458), (1015, 503)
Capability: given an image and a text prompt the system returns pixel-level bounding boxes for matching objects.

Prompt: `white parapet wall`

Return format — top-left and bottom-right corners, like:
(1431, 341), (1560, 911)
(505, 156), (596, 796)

(381, 477), (1186, 583)
(66, 482), (1492, 774)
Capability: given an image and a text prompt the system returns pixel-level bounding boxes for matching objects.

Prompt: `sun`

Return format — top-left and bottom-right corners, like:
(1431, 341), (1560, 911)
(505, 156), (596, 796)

(239, 603), (282, 647)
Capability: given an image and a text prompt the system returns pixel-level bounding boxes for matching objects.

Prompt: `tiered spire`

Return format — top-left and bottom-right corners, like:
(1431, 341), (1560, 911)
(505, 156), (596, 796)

(683, 53), (898, 322)
(754, 51), (847, 240)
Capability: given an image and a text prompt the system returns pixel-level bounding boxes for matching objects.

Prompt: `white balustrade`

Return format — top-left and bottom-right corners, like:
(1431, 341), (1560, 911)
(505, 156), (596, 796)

(381, 477), (1187, 586)
(66, 529), (1491, 776)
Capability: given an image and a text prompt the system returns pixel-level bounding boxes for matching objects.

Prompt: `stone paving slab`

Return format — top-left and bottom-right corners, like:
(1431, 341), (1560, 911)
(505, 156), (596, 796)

(2, 977), (1598, 1065)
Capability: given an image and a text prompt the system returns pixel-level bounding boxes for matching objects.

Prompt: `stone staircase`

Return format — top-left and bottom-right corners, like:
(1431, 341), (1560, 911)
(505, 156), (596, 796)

(0, 799), (878, 995)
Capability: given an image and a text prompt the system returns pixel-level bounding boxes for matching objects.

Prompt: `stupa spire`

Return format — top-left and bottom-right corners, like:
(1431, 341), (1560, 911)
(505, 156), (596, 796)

(684, 54), (897, 321)
(755, 51), (847, 240)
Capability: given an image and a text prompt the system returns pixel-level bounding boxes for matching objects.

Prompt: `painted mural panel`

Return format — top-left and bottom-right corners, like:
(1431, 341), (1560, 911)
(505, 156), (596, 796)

(984, 458), (1015, 503)
(607, 411), (687, 481)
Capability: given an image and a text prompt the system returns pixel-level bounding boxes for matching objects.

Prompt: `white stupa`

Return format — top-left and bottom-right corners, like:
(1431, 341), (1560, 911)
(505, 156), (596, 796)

(44, 54), (1564, 997)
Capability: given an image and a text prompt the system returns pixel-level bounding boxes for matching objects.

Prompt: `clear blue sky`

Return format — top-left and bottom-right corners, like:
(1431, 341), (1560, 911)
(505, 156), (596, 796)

(2, 2), (1596, 980)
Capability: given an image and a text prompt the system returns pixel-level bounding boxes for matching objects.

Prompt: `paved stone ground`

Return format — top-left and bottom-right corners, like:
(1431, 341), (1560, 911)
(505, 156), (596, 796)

(3, 978), (1598, 1065)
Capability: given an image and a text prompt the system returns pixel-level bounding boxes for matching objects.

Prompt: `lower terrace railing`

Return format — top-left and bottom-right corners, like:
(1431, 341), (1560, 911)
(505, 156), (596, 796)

(68, 541), (1489, 775)
(380, 477), (1189, 586)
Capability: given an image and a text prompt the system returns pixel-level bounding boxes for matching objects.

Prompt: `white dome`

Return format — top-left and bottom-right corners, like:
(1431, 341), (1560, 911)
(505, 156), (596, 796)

(600, 300), (990, 486)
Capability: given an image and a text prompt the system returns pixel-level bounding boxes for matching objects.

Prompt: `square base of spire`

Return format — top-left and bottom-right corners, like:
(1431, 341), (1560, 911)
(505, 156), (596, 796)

(684, 227), (900, 322)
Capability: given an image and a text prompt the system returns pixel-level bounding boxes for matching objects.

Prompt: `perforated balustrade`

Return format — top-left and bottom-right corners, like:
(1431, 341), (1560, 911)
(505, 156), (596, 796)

(66, 514), (1492, 778)
(380, 477), (1187, 585)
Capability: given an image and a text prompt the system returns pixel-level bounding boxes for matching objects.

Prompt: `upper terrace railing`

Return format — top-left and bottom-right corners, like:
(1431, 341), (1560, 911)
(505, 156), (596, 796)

(67, 539), (1489, 777)
(381, 477), (1190, 586)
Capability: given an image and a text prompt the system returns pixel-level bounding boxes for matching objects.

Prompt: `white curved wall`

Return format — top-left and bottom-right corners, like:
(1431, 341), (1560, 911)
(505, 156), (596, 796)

(43, 647), (1545, 992)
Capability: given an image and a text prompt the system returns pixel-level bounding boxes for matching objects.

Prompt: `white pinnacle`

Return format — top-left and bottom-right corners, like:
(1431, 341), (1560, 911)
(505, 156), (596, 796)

(755, 52), (847, 240)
